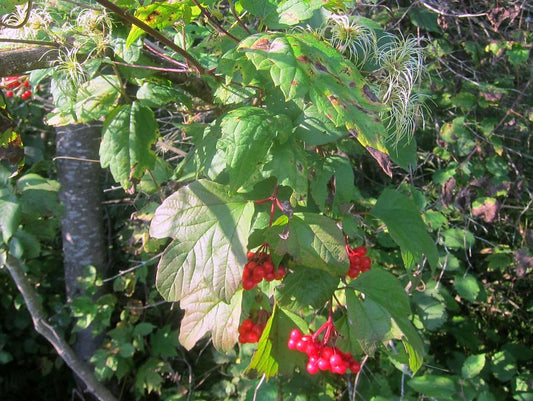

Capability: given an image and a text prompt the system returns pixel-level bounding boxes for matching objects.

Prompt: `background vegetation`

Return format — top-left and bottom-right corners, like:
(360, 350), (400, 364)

(0, 1), (531, 400)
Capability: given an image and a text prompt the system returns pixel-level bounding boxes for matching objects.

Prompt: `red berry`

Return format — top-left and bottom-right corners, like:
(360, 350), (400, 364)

(329, 354), (343, 367)
(331, 363), (347, 374)
(21, 90), (31, 100)
(317, 357), (330, 371)
(6, 91), (13, 98)
(287, 338), (298, 350)
(306, 361), (319, 375)
(242, 279), (255, 290)
(289, 329), (302, 340)
(252, 266), (266, 282)
(247, 251), (255, 260)
(264, 271), (276, 281)
(321, 346), (334, 359)
(274, 265), (286, 280)
(24, 80), (30, 88)
(349, 360), (361, 373)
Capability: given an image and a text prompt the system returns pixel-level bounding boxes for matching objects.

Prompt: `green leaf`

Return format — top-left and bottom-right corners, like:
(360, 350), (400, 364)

(412, 287), (447, 331)
(454, 273), (481, 302)
(349, 268), (411, 318)
(346, 289), (394, 355)
(46, 76), (121, 126)
(242, 0), (325, 28)
(276, 266), (340, 312)
(310, 155), (357, 212)
(239, 32), (391, 176)
(370, 188), (439, 270)
(73, 76), (121, 123)
(408, 375), (458, 400)
(266, 212), (349, 275)
(408, 7), (441, 33)
(16, 174), (60, 218)
(137, 82), (192, 109)
(135, 357), (169, 395)
(246, 304), (307, 378)
(441, 228), (476, 250)
(491, 350), (517, 382)
(349, 269), (424, 373)
(0, 0), (26, 15)
(462, 354), (486, 379)
(179, 285), (242, 352)
(294, 104), (348, 145)
(150, 180), (254, 302)
(261, 138), (308, 205)
(150, 325), (179, 358)
(100, 102), (158, 189)
(218, 107), (291, 191)
(0, 194), (20, 244)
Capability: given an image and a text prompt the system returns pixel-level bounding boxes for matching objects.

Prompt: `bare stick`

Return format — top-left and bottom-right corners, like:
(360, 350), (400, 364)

(1, 253), (118, 401)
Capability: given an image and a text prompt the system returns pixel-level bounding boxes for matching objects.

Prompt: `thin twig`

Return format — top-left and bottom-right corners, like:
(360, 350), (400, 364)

(351, 354), (369, 401)
(92, 0), (207, 74)
(143, 40), (189, 69)
(102, 252), (163, 282)
(418, 0), (487, 18)
(53, 156), (100, 163)
(229, 0), (252, 34)
(0, 38), (60, 47)
(191, 0), (240, 42)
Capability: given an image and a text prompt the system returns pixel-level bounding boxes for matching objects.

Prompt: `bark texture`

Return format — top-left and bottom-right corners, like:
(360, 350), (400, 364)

(55, 123), (107, 364)
(0, 47), (59, 77)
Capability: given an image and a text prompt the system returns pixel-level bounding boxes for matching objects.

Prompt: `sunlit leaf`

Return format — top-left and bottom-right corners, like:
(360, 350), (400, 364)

(151, 180), (254, 302)
(266, 212), (349, 275)
(179, 285), (242, 352)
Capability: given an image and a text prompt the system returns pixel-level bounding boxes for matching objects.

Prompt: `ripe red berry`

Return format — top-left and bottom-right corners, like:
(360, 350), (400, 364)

(21, 90), (32, 100)
(306, 361), (319, 375)
(6, 91), (14, 98)
(289, 329), (302, 340)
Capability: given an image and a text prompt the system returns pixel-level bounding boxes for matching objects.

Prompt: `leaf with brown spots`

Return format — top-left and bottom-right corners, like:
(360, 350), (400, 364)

(238, 32), (391, 175)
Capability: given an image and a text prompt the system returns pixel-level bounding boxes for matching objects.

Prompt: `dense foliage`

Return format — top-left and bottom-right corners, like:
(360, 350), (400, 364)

(0, 1), (531, 400)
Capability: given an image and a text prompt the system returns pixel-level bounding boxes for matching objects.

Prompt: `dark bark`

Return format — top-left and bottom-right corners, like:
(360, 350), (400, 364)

(55, 123), (107, 365)
(0, 47), (60, 77)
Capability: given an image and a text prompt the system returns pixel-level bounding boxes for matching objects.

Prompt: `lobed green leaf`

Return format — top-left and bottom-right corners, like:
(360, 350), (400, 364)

(150, 180), (253, 302)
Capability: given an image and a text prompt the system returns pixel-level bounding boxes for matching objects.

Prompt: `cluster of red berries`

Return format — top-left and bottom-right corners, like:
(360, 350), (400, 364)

(242, 249), (286, 290)
(287, 328), (361, 375)
(238, 309), (270, 344)
(346, 245), (371, 278)
(2, 76), (33, 100)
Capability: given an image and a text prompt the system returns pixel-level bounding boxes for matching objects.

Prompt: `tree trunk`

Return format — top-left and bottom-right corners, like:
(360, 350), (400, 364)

(55, 123), (107, 365)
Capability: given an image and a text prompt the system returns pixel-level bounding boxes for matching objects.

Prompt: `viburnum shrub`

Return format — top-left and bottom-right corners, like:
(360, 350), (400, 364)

(1, 0), (440, 396)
